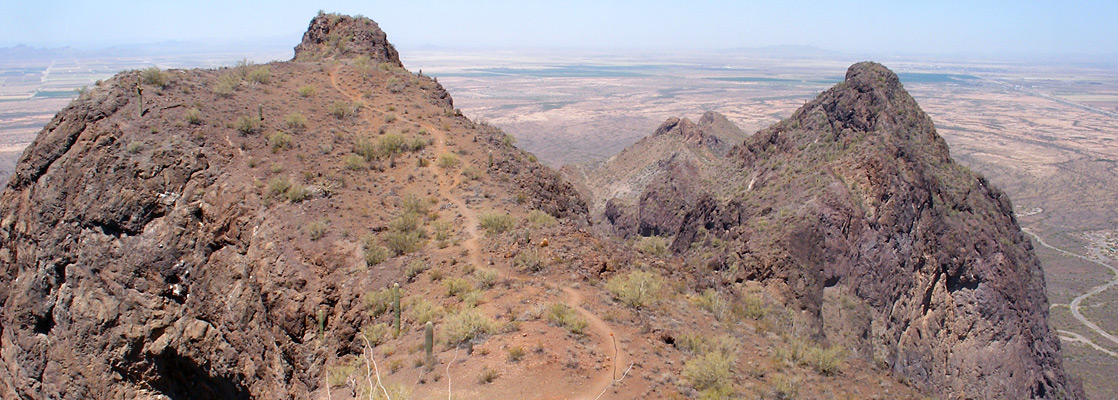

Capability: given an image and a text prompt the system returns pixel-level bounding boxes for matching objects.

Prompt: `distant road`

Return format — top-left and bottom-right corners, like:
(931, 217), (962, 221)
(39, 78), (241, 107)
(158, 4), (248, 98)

(1024, 228), (1118, 350)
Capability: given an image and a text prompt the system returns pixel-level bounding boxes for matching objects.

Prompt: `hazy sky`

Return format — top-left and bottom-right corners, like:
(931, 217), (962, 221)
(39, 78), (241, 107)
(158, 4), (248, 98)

(2, 0), (1116, 57)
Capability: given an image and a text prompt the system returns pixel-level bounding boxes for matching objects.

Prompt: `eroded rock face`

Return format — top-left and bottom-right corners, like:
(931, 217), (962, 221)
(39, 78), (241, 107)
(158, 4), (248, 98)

(670, 62), (1081, 399)
(293, 13), (402, 65)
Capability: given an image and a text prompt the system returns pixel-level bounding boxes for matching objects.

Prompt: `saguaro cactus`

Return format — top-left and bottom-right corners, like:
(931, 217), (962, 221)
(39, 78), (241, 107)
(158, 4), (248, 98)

(424, 321), (434, 362)
(136, 81), (144, 116)
(392, 282), (401, 338)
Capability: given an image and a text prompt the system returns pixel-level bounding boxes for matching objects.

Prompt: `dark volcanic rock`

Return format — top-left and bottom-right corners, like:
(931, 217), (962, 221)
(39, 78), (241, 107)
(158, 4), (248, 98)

(293, 13), (402, 65)
(671, 62), (1081, 399)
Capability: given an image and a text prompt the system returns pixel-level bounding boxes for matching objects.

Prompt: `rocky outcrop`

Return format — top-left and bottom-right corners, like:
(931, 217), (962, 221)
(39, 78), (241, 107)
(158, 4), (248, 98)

(670, 62), (1081, 399)
(293, 12), (402, 65)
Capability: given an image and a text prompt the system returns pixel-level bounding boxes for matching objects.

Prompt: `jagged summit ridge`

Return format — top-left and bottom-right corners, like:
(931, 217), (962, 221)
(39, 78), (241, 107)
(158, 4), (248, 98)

(293, 13), (402, 65)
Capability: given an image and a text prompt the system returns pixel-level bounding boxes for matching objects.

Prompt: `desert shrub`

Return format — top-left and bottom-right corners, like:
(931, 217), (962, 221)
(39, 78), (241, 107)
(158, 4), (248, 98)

(733, 292), (768, 320)
(683, 352), (733, 392)
(807, 344), (846, 376)
(400, 194), (429, 215)
(268, 132), (293, 153)
(513, 249), (544, 273)
(126, 142), (143, 154)
(386, 77), (407, 93)
(284, 113), (307, 131)
(636, 236), (670, 256)
(247, 66), (270, 84)
(692, 289), (728, 320)
(474, 268), (499, 289)
(330, 101), (361, 119)
(479, 212), (515, 235)
(443, 307), (496, 344)
(478, 366), (499, 384)
(605, 270), (663, 309)
(769, 373), (798, 400)
(545, 303), (587, 335)
(461, 166), (482, 181)
(389, 211), (422, 233)
(355, 137), (381, 161)
(361, 323), (390, 346)
(307, 220), (327, 241)
(433, 220), (453, 242)
(234, 115), (258, 134)
(297, 85), (316, 97)
(384, 113), (397, 123)
(404, 260), (429, 282)
(407, 298), (445, 325)
(676, 334), (738, 355)
(141, 66), (168, 88)
(282, 182), (308, 202)
(343, 154), (366, 170)
(437, 153), (460, 169)
(444, 277), (474, 297)
(267, 176), (292, 196)
(365, 288), (394, 317)
(363, 235), (389, 266)
(382, 230), (424, 256)
(213, 72), (239, 96)
(185, 108), (202, 125)
(507, 346), (526, 362)
(379, 133), (407, 156)
(527, 210), (557, 227)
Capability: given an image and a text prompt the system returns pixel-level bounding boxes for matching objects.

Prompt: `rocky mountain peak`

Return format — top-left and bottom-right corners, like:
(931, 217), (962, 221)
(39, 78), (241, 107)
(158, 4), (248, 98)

(293, 13), (402, 65)
(652, 112), (728, 154)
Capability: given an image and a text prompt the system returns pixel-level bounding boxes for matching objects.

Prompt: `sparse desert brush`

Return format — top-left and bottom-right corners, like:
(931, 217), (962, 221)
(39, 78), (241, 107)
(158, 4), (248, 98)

(807, 343), (846, 376)
(284, 113), (307, 131)
(407, 297), (444, 325)
(247, 66), (270, 84)
(382, 230), (424, 256)
(513, 249), (544, 273)
(362, 235), (390, 266)
(126, 142), (143, 154)
(443, 307), (496, 344)
(284, 182), (309, 202)
(387, 77), (407, 93)
(437, 153), (460, 169)
(343, 153), (367, 170)
(605, 269), (664, 309)
(462, 166), (482, 181)
(692, 288), (728, 320)
(384, 113), (397, 123)
(683, 351), (733, 392)
(478, 366), (499, 384)
(527, 210), (557, 227)
(636, 236), (670, 256)
(676, 333), (739, 356)
(733, 292), (768, 320)
(400, 194), (429, 215)
(365, 287), (394, 317)
(507, 346), (526, 362)
(307, 220), (327, 241)
(267, 176), (292, 197)
(330, 100), (361, 119)
(185, 108), (202, 125)
(234, 115), (258, 134)
(268, 132), (293, 152)
(213, 72), (240, 97)
(479, 212), (515, 235)
(389, 211), (423, 233)
(404, 259), (430, 282)
(141, 66), (168, 88)
(545, 303), (587, 335)
(444, 277), (474, 297)
(473, 268), (499, 289)
(361, 322), (390, 346)
(297, 85), (316, 97)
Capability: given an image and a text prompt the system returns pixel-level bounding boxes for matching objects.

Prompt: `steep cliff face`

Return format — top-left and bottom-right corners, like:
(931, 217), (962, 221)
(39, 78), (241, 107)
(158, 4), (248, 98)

(670, 62), (1080, 398)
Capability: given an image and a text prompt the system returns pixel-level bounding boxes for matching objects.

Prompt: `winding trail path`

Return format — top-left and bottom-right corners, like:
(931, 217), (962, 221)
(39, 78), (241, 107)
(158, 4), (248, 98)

(1024, 228), (1118, 357)
(329, 66), (630, 398)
